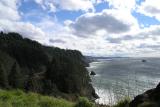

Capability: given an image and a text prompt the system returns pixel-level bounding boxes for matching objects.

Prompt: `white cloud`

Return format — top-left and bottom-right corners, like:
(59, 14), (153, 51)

(106, 24), (160, 43)
(0, 0), (20, 20)
(69, 9), (139, 37)
(105, 0), (136, 11)
(1, 0), (160, 57)
(137, 0), (160, 21)
(34, 0), (95, 12)
(34, 0), (43, 4)
(139, 25), (160, 38)
(59, 0), (94, 12)
(0, 19), (46, 40)
(0, 0), (47, 43)
(34, 0), (57, 12)
(104, 24), (160, 56)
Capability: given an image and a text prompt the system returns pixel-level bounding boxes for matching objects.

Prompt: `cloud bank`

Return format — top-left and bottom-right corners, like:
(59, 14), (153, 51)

(1, 0), (160, 57)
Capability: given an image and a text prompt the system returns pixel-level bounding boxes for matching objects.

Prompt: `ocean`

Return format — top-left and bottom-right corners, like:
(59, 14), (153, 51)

(87, 57), (160, 105)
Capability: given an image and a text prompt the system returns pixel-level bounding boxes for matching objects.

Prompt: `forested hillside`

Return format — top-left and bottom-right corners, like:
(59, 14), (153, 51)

(0, 32), (98, 101)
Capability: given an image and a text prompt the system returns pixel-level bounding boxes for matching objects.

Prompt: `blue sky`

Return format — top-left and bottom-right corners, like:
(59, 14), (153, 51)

(19, 0), (158, 25)
(1, 0), (160, 57)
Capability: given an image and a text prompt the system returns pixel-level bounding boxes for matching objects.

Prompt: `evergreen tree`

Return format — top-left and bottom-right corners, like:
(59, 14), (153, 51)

(0, 31), (3, 35)
(0, 64), (9, 88)
(8, 62), (23, 89)
(0, 32), (95, 100)
(25, 71), (37, 92)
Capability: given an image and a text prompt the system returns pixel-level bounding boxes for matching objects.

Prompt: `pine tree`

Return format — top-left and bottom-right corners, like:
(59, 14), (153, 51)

(0, 31), (3, 35)
(0, 64), (9, 88)
(8, 62), (23, 89)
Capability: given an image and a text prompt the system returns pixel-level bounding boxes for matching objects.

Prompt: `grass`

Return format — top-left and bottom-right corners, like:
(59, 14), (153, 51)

(0, 89), (74, 107)
(2, 89), (152, 107)
(112, 97), (130, 107)
(75, 97), (95, 107)
(0, 89), (94, 107)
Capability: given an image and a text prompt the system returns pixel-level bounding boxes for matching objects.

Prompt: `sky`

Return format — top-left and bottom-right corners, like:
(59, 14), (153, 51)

(1, 0), (160, 57)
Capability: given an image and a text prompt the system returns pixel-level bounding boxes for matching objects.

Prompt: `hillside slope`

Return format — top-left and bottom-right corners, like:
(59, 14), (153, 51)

(0, 89), (74, 107)
(0, 32), (98, 101)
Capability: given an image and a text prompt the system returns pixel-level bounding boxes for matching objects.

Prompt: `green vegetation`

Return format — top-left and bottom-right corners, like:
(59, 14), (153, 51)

(8, 63), (23, 89)
(112, 98), (130, 107)
(0, 89), (96, 107)
(0, 89), (73, 107)
(75, 97), (95, 107)
(0, 32), (97, 100)
(0, 64), (9, 88)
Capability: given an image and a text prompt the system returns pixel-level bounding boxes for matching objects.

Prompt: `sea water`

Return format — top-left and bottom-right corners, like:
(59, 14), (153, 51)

(87, 57), (160, 105)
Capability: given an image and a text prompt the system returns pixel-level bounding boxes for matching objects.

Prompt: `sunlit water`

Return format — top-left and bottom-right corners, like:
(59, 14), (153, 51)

(87, 57), (160, 105)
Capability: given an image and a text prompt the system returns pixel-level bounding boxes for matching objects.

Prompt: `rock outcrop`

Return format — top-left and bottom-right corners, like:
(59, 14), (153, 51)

(130, 83), (160, 107)
(90, 71), (96, 76)
(142, 59), (147, 62)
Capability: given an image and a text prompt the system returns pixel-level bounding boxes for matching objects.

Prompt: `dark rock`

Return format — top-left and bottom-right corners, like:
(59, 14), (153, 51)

(130, 93), (150, 107)
(156, 82), (160, 89)
(142, 59), (147, 62)
(129, 82), (160, 107)
(92, 91), (99, 99)
(84, 83), (99, 101)
(90, 71), (96, 76)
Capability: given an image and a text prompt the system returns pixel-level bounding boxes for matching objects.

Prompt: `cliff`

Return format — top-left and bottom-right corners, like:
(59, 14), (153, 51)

(0, 32), (98, 101)
(130, 82), (160, 107)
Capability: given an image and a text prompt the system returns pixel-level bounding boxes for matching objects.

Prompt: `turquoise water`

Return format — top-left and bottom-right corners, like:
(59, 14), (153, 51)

(87, 58), (160, 104)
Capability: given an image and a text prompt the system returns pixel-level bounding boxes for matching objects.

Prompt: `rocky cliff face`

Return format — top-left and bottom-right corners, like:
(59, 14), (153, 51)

(130, 83), (160, 107)
(0, 32), (98, 101)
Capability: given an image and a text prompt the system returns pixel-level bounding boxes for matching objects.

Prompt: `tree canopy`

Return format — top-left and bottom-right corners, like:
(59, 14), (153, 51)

(0, 32), (97, 101)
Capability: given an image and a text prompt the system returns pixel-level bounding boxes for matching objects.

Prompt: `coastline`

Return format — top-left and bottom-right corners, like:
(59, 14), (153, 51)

(86, 57), (160, 105)
(86, 60), (109, 104)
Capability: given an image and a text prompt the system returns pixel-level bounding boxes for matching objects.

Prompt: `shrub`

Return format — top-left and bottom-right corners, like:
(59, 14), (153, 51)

(113, 97), (130, 107)
(75, 97), (95, 107)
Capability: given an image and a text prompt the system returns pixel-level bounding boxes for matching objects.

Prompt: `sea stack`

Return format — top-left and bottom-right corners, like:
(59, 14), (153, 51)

(142, 59), (147, 62)
(90, 71), (96, 76)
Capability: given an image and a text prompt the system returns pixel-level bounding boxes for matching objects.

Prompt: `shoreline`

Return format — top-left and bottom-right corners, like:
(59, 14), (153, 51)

(87, 58), (160, 105)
